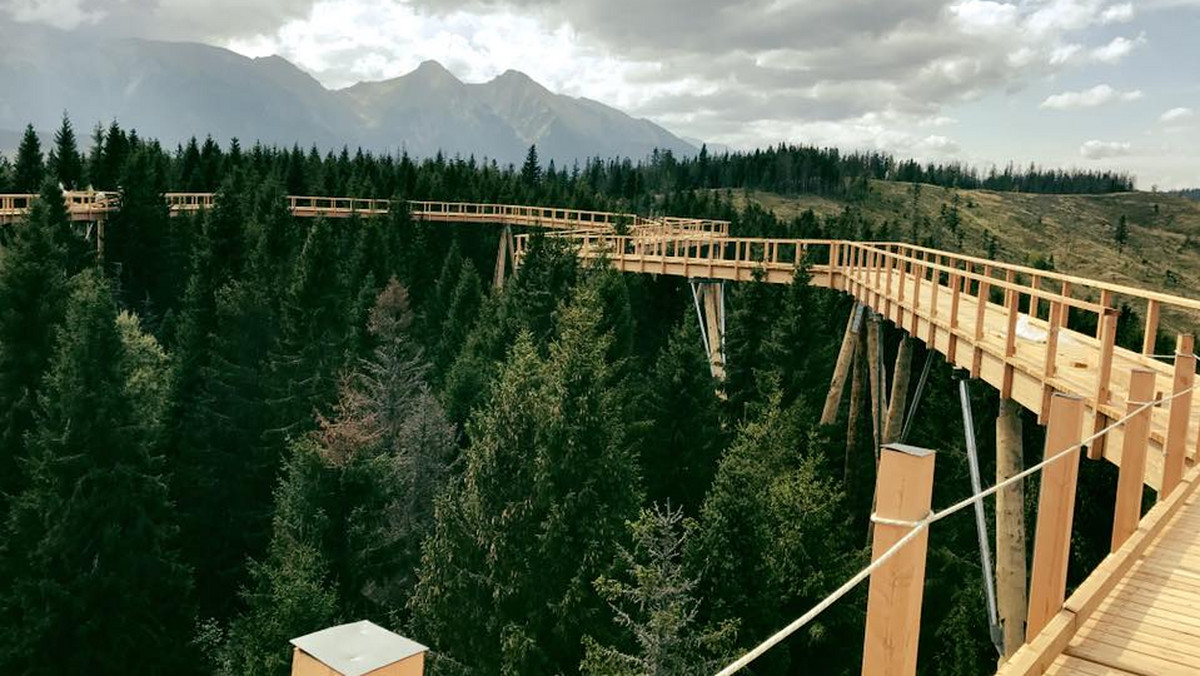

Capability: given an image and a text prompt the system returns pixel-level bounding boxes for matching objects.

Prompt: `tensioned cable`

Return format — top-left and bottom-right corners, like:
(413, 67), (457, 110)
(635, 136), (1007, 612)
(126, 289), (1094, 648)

(715, 381), (1200, 676)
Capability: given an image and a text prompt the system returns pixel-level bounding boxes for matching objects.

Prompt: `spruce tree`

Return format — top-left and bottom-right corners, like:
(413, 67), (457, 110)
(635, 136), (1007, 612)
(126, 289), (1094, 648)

(639, 318), (724, 510)
(0, 184), (71, 520)
(47, 113), (83, 190)
(414, 282), (642, 674)
(434, 259), (482, 380)
(581, 504), (737, 676)
(723, 268), (779, 418)
(215, 279), (455, 673)
(13, 124), (43, 192)
(0, 271), (195, 674)
(690, 392), (859, 675)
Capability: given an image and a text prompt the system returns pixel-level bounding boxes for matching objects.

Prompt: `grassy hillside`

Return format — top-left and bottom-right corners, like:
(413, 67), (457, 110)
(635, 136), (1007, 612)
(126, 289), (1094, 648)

(739, 180), (1200, 331)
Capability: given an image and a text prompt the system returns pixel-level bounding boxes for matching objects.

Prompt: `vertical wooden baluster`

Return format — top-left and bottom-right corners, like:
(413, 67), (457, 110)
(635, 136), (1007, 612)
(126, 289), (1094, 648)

(1143, 299), (1161, 355)
(948, 262), (962, 365)
(1096, 289), (1113, 339)
(1095, 311), (1118, 407)
(1026, 394), (1085, 640)
(911, 251), (923, 335)
(1111, 368), (1157, 552)
(1161, 334), (1195, 499)
(861, 443), (937, 676)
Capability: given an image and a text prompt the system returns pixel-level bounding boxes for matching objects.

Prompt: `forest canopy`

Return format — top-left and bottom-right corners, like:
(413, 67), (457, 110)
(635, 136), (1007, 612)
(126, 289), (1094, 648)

(0, 118), (1129, 675)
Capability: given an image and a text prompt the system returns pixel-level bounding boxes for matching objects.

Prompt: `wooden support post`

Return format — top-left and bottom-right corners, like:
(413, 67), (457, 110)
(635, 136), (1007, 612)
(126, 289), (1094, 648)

(822, 304), (864, 425)
(702, 283), (726, 381)
(1111, 368), (1156, 552)
(884, 336), (914, 444)
(867, 314), (884, 453)
(1161, 334), (1195, 500)
(1026, 394), (1085, 640)
(847, 332), (869, 484)
(996, 398), (1026, 661)
(493, 225), (512, 290)
(862, 443), (936, 676)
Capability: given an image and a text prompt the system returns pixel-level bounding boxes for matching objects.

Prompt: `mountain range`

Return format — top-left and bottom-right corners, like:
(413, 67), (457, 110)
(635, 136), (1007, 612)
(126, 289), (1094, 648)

(0, 24), (695, 166)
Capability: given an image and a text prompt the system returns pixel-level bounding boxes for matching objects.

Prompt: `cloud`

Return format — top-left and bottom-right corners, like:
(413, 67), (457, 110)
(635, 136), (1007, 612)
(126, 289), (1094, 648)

(1080, 140), (1133, 159)
(1041, 84), (1143, 109)
(2, 0), (1167, 167)
(1, 0), (322, 41)
(1161, 107), (1195, 123)
(1100, 2), (1135, 22)
(1089, 33), (1145, 63)
(3, 0), (101, 29)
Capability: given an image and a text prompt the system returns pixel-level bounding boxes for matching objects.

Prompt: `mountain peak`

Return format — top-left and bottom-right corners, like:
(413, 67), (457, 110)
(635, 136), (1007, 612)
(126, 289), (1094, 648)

(412, 60), (460, 82)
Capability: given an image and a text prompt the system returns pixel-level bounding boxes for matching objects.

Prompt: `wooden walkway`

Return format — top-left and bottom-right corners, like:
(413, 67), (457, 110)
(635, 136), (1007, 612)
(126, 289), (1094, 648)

(514, 229), (1200, 676)
(4, 193), (1200, 674)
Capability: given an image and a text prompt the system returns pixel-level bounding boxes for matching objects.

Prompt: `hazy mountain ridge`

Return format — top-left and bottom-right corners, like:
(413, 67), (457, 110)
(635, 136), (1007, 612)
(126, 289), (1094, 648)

(0, 26), (694, 165)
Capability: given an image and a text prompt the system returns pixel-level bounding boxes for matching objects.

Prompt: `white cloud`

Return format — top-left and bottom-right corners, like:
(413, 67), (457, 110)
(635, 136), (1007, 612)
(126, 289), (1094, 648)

(1101, 3), (1135, 23)
(1161, 107), (1195, 123)
(1041, 84), (1143, 109)
(1049, 43), (1082, 64)
(950, 0), (1019, 34)
(1089, 33), (1145, 64)
(3, 0), (102, 30)
(1081, 140), (1133, 159)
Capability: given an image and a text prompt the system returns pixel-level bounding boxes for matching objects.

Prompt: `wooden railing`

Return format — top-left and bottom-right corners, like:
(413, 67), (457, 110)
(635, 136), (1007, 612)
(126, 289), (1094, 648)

(165, 192), (216, 213)
(0, 193), (36, 220)
(519, 229), (1200, 491)
(288, 195), (392, 218)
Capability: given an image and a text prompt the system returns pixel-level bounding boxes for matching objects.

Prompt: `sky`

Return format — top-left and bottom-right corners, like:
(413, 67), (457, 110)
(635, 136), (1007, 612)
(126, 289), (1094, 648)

(4, 0), (1198, 189)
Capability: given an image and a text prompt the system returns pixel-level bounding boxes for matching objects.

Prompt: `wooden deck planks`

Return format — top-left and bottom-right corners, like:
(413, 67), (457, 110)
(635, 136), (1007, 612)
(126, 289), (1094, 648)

(1048, 486), (1200, 676)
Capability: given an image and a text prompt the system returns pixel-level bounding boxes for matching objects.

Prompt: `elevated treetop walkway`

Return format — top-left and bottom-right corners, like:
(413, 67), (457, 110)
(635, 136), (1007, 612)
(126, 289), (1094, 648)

(3, 191), (1199, 675)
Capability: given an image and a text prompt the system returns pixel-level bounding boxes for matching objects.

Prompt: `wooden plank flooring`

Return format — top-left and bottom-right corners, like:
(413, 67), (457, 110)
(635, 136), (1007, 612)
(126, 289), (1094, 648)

(1044, 483), (1200, 674)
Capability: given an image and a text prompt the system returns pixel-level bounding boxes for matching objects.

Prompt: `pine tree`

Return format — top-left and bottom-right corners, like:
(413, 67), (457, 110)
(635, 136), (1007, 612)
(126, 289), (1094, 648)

(639, 318), (724, 511)
(690, 392), (859, 675)
(0, 271), (195, 674)
(434, 259), (482, 380)
(413, 283), (642, 674)
(13, 125), (43, 192)
(0, 184), (70, 522)
(521, 144), (541, 188)
(206, 440), (339, 676)
(46, 113), (83, 190)
(1115, 214), (1129, 252)
(581, 504), (738, 676)
(723, 269), (779, 418)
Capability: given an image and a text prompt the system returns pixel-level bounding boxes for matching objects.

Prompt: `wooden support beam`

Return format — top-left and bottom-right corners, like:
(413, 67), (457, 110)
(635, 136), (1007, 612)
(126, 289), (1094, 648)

(862, 443), (936, 676)
(847, 331), (869, 484)
(996, 398), (1027, 661)
(702, 283), (726, 381)
(822, 304), (864, 425)
(1111, 368), (1156, 552)
(1161, 334), (1195, 500)
(884, 335), (914, 444)
(493, 225), (512, 290)
(1026, 394), (1085, 640)
(867, 313), (884, 453)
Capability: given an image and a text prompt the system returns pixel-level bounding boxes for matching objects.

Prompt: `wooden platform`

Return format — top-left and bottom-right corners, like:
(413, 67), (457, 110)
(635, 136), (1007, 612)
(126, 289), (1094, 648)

(1000, 465), (1200, 676)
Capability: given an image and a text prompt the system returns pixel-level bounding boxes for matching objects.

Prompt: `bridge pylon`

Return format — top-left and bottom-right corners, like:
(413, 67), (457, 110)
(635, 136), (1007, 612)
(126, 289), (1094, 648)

(689, 279), (726, 381)
(493, 225), (516, 290)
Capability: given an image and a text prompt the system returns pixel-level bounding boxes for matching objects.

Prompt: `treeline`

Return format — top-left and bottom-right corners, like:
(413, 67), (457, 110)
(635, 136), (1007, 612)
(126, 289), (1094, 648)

(0, 117), (1125, 675)
(2, 117), (1134, 202)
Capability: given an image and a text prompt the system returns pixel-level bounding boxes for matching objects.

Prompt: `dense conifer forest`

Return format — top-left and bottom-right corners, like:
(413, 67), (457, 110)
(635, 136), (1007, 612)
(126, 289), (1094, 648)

(0, 118), (1132, 675)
